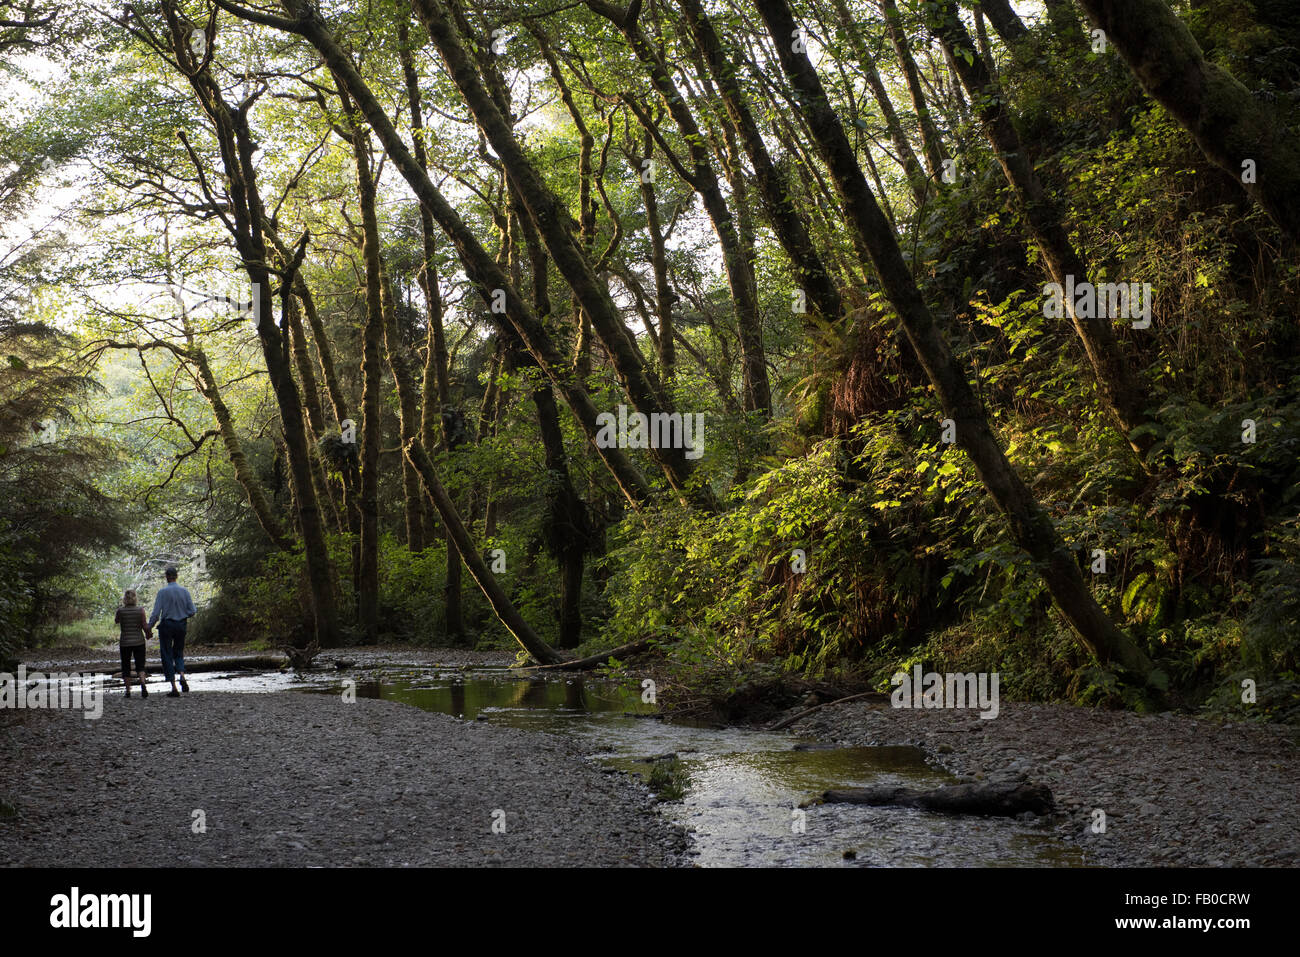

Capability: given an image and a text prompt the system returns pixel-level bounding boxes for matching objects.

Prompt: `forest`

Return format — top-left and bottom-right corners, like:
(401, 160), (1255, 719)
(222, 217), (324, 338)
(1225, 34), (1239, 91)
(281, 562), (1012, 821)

(3, 0), (1299, 723)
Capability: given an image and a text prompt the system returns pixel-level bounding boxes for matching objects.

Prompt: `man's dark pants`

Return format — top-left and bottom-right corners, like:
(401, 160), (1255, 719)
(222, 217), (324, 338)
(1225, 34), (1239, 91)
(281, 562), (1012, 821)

(158, 619), (187, 683)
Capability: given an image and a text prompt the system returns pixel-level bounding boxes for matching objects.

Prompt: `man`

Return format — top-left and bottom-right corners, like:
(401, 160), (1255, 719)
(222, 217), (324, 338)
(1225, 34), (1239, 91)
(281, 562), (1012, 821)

(148, 566), (196, 698)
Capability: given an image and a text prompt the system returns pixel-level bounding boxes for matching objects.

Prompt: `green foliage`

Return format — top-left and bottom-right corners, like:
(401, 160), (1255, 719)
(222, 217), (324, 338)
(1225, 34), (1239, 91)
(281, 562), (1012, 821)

(4, 0), (1299, 728)
(645, 757), (690, 802)
(1243, 519), (1300, 679)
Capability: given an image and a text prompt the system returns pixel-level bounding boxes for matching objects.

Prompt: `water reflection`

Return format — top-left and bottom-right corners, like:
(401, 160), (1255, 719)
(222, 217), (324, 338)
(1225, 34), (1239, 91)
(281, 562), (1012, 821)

(70, 663), (1088, 867)
(337, 668), (653, 721)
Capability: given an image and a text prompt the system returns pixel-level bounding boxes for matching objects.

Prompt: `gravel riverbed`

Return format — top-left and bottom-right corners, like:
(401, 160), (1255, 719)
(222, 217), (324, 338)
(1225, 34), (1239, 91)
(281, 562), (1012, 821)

(794, 698), (1300, 867)
(0, 686), (687, 867)
(5, 644), (1296, 868)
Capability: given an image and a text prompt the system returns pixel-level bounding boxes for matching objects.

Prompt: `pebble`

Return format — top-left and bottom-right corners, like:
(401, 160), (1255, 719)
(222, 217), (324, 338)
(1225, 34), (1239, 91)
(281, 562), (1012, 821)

(0, 690), (689, 868)
(796, 699), (1299, 867)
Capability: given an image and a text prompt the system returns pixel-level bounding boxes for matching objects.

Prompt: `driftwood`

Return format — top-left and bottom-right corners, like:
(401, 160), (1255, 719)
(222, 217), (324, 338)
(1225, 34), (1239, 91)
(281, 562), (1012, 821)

(518, 637), (653, 672)
(766, 690), (889, 731)
(100, 655), (288, 678)
(822, 781), (1054, 817)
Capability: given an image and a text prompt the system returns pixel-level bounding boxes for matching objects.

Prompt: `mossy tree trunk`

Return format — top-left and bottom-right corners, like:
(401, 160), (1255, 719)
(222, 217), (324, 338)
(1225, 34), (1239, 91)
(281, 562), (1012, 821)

(680, 0), (844, 327)
(407, 0), (711, 488)
(931, 0), (1154, 460)
(879, 0), (948, 180)
(587, 0), (772, 415)
(337, 78), (385, 645)
(163, 2), (339, 648)
(267, 0), (665, 508)
(397, 15), (462, 636)
(752, 0), (1155, 682)
(1076, 0), (1300, 244)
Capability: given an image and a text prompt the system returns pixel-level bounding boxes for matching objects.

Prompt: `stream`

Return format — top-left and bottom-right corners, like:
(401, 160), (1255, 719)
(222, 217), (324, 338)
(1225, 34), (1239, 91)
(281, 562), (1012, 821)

(46, 661), (1090, 866)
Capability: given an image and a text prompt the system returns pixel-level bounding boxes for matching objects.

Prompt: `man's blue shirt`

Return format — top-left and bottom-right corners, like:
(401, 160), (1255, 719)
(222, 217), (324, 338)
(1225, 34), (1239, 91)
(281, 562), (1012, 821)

(149, 582), (197, 627)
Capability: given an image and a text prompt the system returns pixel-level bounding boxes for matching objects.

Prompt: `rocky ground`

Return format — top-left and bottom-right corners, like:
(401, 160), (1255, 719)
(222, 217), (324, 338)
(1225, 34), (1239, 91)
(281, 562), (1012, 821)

(793, 697), (1300, 867)
(5, 642), (1296, 868)
(0, 665), (686, 867)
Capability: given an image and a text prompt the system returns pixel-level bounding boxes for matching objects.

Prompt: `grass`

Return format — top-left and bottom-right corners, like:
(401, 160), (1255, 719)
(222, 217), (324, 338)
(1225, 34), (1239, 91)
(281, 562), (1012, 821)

(646, 758), (690, 802)
(27, 615), (119, 651)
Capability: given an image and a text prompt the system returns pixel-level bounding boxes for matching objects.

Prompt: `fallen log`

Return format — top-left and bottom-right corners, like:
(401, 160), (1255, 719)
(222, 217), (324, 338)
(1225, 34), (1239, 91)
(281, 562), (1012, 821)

(82, 655), (289, 678)
(766, 690), (889, 731)
(517, 637), (653, 672)
(822, 780), (1053, 817)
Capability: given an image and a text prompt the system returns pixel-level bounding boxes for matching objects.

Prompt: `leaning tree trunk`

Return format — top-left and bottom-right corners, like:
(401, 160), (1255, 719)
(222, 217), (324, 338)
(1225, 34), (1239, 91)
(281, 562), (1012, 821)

(190, 345), (295, 552)
(825, 0), (929, 202)
(679, 0), (844, 327)
(321, 115), (563, 665)
(366, 214), (564, 664)
(589, 0), (772, 415)
(408, 0), (710, 489)
(267, 0), (663, 509)
(169, 280), (296, 551)
(976, 0), (1028, 43)
(879, 0), (948, 180)
(752, 0), (1155, 682)
(1075, 0), (1300, 244)
(931, 0), (1153, 459)
(404, 437), (564, 664)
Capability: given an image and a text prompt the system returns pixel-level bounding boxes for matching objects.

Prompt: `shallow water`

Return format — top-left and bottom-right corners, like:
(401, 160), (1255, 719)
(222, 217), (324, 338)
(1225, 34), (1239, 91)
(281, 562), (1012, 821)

(39, 663), (1088, 866)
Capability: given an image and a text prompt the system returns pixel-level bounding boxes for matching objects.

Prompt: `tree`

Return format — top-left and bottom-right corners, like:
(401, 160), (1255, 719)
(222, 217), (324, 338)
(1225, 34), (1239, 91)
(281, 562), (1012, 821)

(142, 1), (341, 648)
(750, 0), (1155, 681)
(1076, 0), (1300, 244)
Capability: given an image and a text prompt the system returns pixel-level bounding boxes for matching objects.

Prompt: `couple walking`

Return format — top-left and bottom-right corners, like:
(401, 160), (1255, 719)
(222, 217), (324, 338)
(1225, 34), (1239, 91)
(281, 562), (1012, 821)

(114, 566), (197, 698)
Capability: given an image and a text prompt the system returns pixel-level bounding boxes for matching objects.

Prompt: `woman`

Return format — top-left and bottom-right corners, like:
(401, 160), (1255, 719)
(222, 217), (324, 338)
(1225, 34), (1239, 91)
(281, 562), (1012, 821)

(114, 589), (152, 697)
